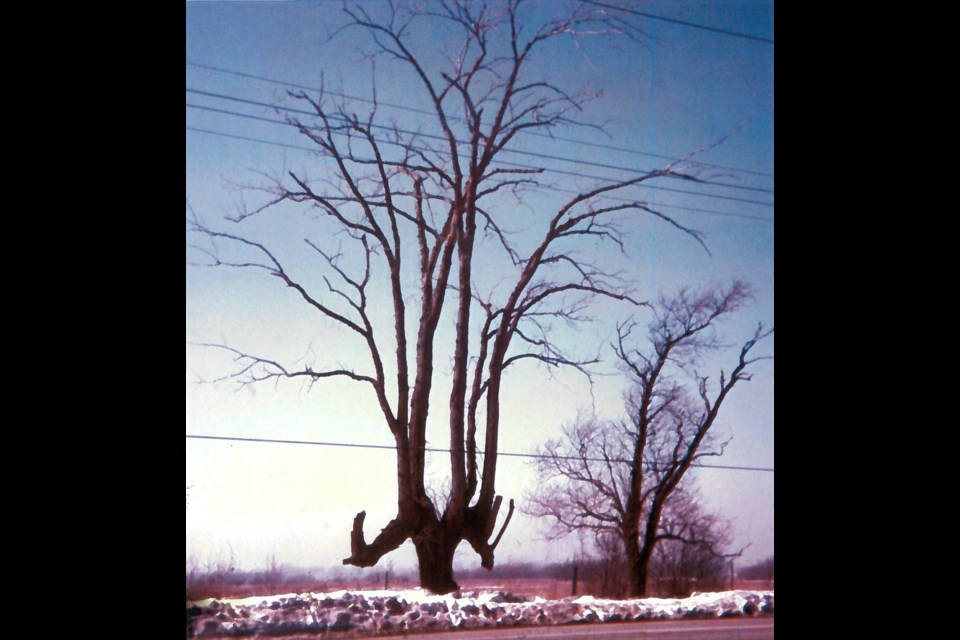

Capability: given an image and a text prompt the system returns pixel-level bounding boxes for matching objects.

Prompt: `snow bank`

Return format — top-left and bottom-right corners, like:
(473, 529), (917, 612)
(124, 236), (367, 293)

(186, 587), (773, 637)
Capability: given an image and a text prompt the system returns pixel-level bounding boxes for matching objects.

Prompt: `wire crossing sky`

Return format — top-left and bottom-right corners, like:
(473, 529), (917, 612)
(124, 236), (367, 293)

(186, 61), (775, 179)
(186, 123), (773, 222)
(185, 87), (774, 197)
(184, 81), (775, 223)
(185, 433), (775, 472)
(186, 0), (774, 574)
(580, 0), (774, 43)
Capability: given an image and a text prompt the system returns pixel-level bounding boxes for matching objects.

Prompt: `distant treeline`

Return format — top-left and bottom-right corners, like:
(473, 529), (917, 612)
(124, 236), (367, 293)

(186, 560), (583, 601)
(187, 560), (573, 586)
(187, 566), (320, 588)
(188, 555), (772, 600)
(454, 561), (572, 580)
(737, 556), (774, 580)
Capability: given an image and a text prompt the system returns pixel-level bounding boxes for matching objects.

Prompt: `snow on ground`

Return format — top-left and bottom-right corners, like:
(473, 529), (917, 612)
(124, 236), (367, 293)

(186, 587), (773, 637)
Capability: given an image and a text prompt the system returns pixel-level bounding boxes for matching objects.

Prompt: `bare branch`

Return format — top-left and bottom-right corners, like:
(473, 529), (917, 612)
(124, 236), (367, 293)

(189, 221), (370, 337)
(343, 511), (411, 567)
(190, 342), (376, 389)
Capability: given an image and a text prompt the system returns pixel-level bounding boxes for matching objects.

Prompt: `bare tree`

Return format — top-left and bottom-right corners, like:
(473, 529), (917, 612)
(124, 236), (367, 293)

(527, 281), (772, 596)
(187, 0), (714, 594)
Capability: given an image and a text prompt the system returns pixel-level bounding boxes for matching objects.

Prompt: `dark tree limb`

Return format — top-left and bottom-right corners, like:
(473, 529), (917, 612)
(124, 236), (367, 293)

(343, 511), (412, 567)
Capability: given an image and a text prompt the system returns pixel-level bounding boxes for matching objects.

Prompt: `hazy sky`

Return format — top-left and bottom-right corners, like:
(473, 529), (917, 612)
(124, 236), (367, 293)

(186, 0), (774, 576)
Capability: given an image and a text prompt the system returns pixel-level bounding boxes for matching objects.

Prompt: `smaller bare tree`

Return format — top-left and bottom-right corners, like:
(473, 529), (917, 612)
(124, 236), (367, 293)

(527, 281), (772, 597)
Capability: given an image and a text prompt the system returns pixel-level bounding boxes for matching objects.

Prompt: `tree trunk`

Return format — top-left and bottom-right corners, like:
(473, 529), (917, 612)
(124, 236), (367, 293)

(627, 541), (647, 598)
(413, 525), (460, 595)
(625, 531), (651, 597)
(630, 553), (650, 597)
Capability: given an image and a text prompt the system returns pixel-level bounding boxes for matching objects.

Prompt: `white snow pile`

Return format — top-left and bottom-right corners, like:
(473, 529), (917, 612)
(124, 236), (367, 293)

(186, 587), (773, 637)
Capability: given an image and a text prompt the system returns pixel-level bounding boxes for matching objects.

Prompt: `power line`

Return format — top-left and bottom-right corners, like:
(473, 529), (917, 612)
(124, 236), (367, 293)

(186, 104), (773, 208)
(542, 182), (773, 222)
(186, 125), (772, 223)
(500, 157), (772, 207)
(187, 88), (772, 196)
(187, 125), (317, 154)
(580, 0), (774, 44)
(185, 433), (774, 473)
(185, 62), (774, 179)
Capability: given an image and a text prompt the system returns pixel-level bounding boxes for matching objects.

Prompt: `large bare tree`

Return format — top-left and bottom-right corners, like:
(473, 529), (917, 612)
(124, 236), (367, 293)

(187, 0), (712, 594)
(527, 281), (772, 596)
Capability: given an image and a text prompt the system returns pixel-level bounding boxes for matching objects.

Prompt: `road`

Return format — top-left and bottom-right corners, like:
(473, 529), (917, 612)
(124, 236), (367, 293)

(385, 618), (774, 639)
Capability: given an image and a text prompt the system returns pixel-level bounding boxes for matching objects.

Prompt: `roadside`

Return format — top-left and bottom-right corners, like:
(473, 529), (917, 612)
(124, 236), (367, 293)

(186, 587), (773, 638)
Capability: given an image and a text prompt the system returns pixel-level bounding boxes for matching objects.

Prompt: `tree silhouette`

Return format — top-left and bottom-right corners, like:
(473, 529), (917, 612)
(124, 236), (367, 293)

(188, 0), (718, 594)
(527, 282), (771, 596)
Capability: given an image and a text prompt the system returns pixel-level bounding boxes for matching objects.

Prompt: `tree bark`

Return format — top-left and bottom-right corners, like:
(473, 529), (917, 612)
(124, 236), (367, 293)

(629, 540), (654, 597)
(623, 526), (648, 597)
(413, 525), (461, 594)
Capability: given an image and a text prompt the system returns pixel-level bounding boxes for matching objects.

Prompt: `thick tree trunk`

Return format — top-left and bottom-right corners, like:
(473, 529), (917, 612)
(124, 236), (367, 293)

(630, 552), (650, 597)
(625, 534), (648, 597)
(413, 525), (460, 594)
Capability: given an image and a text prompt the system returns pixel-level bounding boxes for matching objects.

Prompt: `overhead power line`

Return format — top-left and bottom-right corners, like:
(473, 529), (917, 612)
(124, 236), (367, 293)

(580, 0), (774, 44)
(185, 62), (774, 179)
(186, 90), (773, 196)
(185, 433), (774, 473)
(186, 125), (772, 223)
(186, 102), (773, 207)
(186, 102), (773, 208)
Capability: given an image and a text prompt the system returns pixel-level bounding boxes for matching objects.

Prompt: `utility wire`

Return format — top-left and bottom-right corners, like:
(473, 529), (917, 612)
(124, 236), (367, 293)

(186, 90), (773, 196)
(186, 103), (773, 207)
(186, 125), (772, 222)
(185, 433), (774, 473)
(187, 125), (315, 154)
(186, 62), (774, 179)
(186, 104), (773, 208)
(580, 0), (774, 44)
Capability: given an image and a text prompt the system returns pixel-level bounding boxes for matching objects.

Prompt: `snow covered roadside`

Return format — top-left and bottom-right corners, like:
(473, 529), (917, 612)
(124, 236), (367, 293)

(186, 587), (774, 637)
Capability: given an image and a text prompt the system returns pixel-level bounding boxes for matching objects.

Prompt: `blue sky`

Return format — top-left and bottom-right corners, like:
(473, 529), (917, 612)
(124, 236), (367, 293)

(186, 0), (774, 576)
